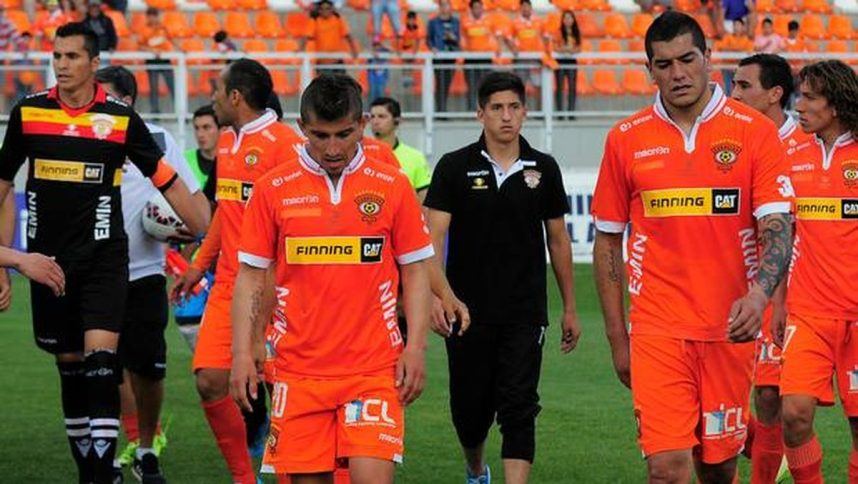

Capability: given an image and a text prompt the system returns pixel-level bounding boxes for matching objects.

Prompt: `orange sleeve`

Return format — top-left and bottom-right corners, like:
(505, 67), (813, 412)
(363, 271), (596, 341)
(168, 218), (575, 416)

(191, 208), (222, 271)
(237, 174), (279, 268)
(591, 128), (631, 233)
(750, 119), (793, 218)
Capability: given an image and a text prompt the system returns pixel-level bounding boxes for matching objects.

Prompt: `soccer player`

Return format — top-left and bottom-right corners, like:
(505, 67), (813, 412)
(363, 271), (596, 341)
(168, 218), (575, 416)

(425, 71), (579, 484)
(95, 65), (212, 483)
(170, 58), (301, 484)
(230, 73), (433, 484)
(592, 12), (793, 483)
(0, 22), (208, 484)
(777, 60), (858, 483)
(369, 96), (432, 201)
(730, 53), (810, 484)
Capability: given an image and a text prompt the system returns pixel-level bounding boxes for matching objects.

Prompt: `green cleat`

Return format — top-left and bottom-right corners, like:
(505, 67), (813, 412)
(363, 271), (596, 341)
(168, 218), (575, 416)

(117, 441), (139, 467)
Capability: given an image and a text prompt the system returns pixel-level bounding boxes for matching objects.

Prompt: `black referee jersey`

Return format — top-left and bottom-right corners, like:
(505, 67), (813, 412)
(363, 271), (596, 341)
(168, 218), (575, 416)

(0, 85), (176, 261)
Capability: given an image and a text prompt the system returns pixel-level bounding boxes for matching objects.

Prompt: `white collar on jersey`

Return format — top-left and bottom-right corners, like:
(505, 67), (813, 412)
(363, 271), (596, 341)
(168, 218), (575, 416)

(652, 83), (727, 153)
(778, 115), (798, 141)
(225, 109), (278, 155)
(293, 143), (365, 205)
(813, 130), (854, 170)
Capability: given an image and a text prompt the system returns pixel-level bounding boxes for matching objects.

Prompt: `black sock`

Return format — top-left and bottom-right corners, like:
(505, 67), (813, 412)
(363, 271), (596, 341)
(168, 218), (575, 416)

(84, 350), (121, 484)
(58, 361), (94, 484)
(243, 382), (268, 443)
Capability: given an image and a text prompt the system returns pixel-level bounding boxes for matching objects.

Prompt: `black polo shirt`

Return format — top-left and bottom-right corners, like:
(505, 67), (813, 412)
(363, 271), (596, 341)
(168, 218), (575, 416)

(425, 134), (570, 327)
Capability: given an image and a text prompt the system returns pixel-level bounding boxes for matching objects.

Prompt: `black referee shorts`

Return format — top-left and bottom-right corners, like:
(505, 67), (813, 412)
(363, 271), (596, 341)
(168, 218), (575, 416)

(119, 275), (168, 381)
(31, 243), (129, 355)
(445, 322), (545, 462)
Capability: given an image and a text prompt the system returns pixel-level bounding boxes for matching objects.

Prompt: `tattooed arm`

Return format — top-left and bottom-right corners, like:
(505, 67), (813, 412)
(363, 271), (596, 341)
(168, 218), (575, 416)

(727, 212), (793, 343)
(229, 263), (267, 412)
(593, 231), (630, 388)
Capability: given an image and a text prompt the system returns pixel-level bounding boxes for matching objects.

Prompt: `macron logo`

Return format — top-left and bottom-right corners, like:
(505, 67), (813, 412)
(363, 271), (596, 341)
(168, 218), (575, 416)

(634, 146), (670, 159)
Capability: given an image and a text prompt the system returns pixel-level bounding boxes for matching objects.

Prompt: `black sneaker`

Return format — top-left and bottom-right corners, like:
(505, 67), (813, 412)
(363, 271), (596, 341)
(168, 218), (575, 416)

(131, 454), (166, 484)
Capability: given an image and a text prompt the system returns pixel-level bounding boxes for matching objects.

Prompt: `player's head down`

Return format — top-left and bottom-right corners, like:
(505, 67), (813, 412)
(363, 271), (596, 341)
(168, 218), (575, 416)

(644, 11), (710, 111)
(477, 71), (526, 144)
(732, 54), (794, 114)
(96, 65), (138, 106)
(53, 22), (100, 93)
(298, 74), (367, 177)
(212, 58), (273, 128)
(795, 60), (858, 137)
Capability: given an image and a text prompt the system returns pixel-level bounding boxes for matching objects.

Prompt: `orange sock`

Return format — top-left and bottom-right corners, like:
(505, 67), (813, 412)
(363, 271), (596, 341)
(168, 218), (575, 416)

(334, 466), (351, 484)
(121, 413), (139, 442)
(751, 421), (784, 484)
(202, 396), (254, 484)
(785, 435), (823, 484)
(849, 450), (858, 483)
(277, 475), (292, 484)
(744, 414), (757, 459)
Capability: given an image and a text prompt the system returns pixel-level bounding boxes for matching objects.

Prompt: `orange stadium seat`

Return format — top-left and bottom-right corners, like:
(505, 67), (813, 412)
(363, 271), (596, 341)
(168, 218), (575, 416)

(800, 14), (827, 40)
(271, 70), (299, 95)
(674, 0), (701, 12)
(225, 11), (254, 38)
(237, 0), (267, 9)
(492, 0), (519, 12)
(604, 13), (631, 38)
(145, 0), (176, 10)
(130, 12), (147, 33)
(5, 9), (30, 32)
(598, 39), (623, 64)
(577, 38), (595, 65)
(194, 12), (222, 38)
(552, 0), (579, 9)
(256, 11), (285, 38)
(580, 0), (611, 11)
(576, 71), (594, 96)
(163, 11), (192, 38)
(207, 0), (235, 10)
(115, 37), (138, 52)
(450, 67), (467, 96)
(771, 14), (793, 36)
(244, 38), (269, 52)
(449, 0), (468, 11)
(802, 0), (832, 14)
(0, 0), (22, 9)
(544, 11), (560, 32)
(693, 13), (717, 38)
(622, 69), (655, 95)
(828, 15), (854, 40)
(285, 12), (312, 38)
(576, 12), (603, 38)
(347, 0), (370, 10)
(104, 10), (130, 37)
(627, 38), (646, 63)
(631, 13), (653, 38)
(775, 0), (800, 12)
(755, 0), (779, 13)
(592, 69), (622, 95)
(710, 69), (725, 89)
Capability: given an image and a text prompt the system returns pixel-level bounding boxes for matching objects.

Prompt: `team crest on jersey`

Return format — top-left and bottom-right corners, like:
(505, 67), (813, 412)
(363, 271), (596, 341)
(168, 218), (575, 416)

(90, 113), (116, 140)
(267, 425), (280, 454)
(711, 139), (742, 171)
(471, 177), (488, 190)
(523, 169), (541, 189)
(842, 161), (858, 187)
(244, 148), (261, 167)
(355, 191), (385, 223)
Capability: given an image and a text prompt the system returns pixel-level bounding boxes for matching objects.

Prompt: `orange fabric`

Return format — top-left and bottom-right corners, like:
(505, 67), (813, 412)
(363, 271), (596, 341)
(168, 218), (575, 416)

(262, 374), (403, 474)
(461, 14), (495, 52)
(788, 135), (858, 320)
(630, 333), (754, 463)
(163, 11), (192, 38)
(225, 11), (254, 38)
(361, 138), (401, 168)
(307, 15), (350, 52)
(784, 436), (823, 484)
(240, 146), (432, 378)
(139, 25), (174, 53)
(511, 15), (546, 52)
(780, 314), (858, 415)
(194, 12), (222, 38)
(33, 9), (72, 51)
(751, 422), (785, 484)
(121, 413), (140, 442)
(754, 306), (783, 387)
(604, 13), (631, 38)
(716, 33), (754, 52)
(149, 159), (177, 188)
(591, 89), (792, 341)
(202, 395), (255, 484)
(191, 207), (222, 272)
(193, 283), (234, 369)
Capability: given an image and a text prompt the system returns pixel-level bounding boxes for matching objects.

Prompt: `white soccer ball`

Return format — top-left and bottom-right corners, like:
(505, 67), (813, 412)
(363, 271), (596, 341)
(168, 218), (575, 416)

(142, 192), (186, 242)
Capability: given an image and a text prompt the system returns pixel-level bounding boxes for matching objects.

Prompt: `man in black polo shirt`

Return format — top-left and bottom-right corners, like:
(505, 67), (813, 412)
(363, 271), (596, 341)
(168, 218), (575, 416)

(424, 71), (581, 484)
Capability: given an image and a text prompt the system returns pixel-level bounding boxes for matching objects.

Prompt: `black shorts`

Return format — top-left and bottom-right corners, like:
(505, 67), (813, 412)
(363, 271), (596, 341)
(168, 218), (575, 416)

(119, 274), (168, 380)
(31, 243), (129, 354)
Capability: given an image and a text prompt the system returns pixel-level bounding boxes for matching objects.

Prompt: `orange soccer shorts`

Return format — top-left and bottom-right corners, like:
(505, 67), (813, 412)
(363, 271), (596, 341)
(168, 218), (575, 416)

(261, 371), (404, 475)
(630, 333), (754, 464)
(754, 305), (783, 388)
(192, 282), (235, 371)
(780, 313), (858, 416)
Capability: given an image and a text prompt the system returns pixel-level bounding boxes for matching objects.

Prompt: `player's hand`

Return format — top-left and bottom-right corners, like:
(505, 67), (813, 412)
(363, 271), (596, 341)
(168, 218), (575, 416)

(395, 346), (425, 406)
(609, 339), (631, 389)
(560, 311), (581, 353)
(728, 285), (768, 343)
(431, 292), (471, 337)
(170, 265), (204, 303)
(166, 226), (197, 244)
(772, 302), (788, 348)
(230, 352), (259, 413)
(0, 267), (11, 311)
(17, 253), (65, 297)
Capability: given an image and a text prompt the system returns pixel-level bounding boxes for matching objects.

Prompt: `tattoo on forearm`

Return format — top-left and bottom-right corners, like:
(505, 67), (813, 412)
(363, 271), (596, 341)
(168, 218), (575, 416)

(607, 243), (623, 284)
(757, 213), (793, 297)
(248, 286), (263, 331)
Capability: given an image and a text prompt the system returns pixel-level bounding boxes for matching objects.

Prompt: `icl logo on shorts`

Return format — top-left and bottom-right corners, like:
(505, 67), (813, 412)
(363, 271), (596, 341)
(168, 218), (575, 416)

(343, 399), (396, 427)
(702, 404), (746, 439)
(641, 188), (740, 218)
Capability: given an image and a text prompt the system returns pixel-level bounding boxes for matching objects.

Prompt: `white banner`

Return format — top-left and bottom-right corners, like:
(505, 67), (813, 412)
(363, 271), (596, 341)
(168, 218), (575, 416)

(563, 170), (598, 264)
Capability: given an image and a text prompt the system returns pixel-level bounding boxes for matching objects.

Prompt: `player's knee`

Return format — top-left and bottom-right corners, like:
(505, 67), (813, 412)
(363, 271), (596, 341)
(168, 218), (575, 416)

(848, 417), (858, 447)
(754, 386), (781, 422)
(195, 369), (229, 402)
(781, 398), (815, 443)
(84, 350), (121, 383)
(697, 459), (737, 484)
(497, 414), (536, 462)
(647, 453), (691, 483)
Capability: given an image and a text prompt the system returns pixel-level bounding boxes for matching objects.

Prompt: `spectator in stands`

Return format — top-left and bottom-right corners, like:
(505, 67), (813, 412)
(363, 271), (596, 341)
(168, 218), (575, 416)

(635, 0), (672, 13)
(461, 0), (500, 110)
(371, 0), (401, 54)
(721, 0), (754, 37)
(715, 18), (754, 93)
(401, 11), (423, 55)
(214, 30), (238, 54)
(84, 0), (117, 63)
(0, 5), (19, 51)
(503, 0), (550, 95)
(427, 0), (461, 112)
(33, 0), (72, 51)
(139, 6), (175, 113)
(553, 9), (580, 118)
(104, 0), (127, 14)
(754, 17), (784, 53)
(368, 35), (392, 101)
(12, 32), (36, 104)
(784, 20), (806, 102)
(300, 0), (359, 75)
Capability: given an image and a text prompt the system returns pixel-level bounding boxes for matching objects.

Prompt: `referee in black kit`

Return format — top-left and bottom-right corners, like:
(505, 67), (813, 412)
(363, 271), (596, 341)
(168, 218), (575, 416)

(425, 71), (581, 484)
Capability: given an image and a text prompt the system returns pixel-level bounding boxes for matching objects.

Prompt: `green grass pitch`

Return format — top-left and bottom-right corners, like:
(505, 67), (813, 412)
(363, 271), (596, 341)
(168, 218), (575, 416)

(0, 267), (852, 482)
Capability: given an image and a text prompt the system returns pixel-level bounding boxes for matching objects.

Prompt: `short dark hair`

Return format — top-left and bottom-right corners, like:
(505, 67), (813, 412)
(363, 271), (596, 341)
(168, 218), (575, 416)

(469, 0), (481, 7)
(95, 65), (138, 105)
(799, 60), (858, 134)
(762, 17), (773, 25)
(738, 54), (794, 109)
(370, 96), (402, 119)
(146, 6), (159, 15)
(224, 58), (273, 111)
(213, 30), (228, 43)
(644, 11), (707, 62)
(55, 22), (99, 59)
(477, 71), (525, 108)
(788, 20), (799, 31)
(300, 74), (363, 123)
(520, 0), (531, 5)
(193, 104), (217, 122)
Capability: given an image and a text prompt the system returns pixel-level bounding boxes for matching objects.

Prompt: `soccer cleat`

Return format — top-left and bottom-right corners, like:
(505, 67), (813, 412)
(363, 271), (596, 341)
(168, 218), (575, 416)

(775, 455), (791, 482)
(118, 441), (139, 467)
(248, 414), (270, 459)
(465, 464), (490, 484)
(132, 454), (167, 484)
(153, 433), (168, 457)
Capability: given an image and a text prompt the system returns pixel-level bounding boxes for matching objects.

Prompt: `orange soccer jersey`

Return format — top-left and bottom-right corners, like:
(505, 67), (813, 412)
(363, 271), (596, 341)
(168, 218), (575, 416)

(238, 144), (434, 379)
(592, 85), (793, 341)
(461, 14), (496, 52)
(511, 16), (547, 52)
(308, 15), (351, 53)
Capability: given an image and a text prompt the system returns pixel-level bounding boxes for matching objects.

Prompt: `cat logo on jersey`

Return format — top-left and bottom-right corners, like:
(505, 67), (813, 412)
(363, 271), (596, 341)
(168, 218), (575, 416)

(642, 188), (740, 217)
(711, 139), (743, 172)
(355, 191), (385, 224)
(842, 161), (858, 187)
(217, 179), (254, 202)
(90, 114), (116, 140)
(286, 236), (385, 264)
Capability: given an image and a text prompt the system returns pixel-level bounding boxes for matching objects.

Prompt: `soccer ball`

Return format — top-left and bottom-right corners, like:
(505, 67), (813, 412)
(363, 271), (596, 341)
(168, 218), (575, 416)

(142, 192), (186, 241)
